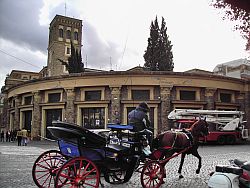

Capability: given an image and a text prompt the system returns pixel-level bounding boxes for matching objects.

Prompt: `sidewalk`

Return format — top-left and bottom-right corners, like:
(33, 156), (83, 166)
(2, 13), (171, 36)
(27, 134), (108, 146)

(0, 139), (58, 149)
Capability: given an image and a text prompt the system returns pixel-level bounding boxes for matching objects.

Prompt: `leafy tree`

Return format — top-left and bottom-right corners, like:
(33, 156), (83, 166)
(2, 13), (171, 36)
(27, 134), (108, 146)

(58, 42), (84, 73)
(210, 0), (250, 50)
(144, 16), (174, 71)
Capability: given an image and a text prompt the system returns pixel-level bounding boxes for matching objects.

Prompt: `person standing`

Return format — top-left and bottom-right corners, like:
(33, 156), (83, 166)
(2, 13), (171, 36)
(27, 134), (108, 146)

(0, 130), (4, 142)
(16, 129), (22, 146)
(21, 128), (28, 146)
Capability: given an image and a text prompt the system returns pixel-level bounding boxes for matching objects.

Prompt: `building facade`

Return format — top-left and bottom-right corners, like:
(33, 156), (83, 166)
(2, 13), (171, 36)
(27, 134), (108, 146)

(2, 70), (250, 139)
(1, 15), (250, 139)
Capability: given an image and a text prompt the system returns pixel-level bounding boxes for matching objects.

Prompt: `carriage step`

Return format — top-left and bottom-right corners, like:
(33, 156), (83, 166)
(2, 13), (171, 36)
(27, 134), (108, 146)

(108, 168), (122, 171)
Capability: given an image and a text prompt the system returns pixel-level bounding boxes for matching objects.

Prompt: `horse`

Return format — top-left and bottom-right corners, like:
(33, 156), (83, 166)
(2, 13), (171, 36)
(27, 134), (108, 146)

(150, 118), (209, 179)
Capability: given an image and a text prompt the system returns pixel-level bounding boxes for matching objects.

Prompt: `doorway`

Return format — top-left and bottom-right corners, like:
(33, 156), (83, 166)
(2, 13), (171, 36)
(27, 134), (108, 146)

(23, 110), (32, 131)
(46, 109), (62, 139)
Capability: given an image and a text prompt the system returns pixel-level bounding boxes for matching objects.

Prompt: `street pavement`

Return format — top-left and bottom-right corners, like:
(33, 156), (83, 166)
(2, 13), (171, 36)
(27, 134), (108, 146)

(0, 140), (250, 188)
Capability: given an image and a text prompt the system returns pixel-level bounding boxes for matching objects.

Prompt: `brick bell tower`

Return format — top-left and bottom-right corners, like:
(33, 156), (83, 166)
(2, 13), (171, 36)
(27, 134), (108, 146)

(47, 15), (82, 76)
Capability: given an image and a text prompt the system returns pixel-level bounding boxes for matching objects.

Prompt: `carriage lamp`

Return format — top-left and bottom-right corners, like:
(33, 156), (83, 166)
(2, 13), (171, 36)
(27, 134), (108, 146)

(107, 152), (119, 161)
(113, 153), (119, 161)
(113, 153), (118, 158)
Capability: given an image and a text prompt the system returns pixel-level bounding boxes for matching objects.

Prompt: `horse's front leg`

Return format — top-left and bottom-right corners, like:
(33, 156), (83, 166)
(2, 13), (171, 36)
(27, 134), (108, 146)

(178, 153), (186, 179)
(192, 150), (202, 174)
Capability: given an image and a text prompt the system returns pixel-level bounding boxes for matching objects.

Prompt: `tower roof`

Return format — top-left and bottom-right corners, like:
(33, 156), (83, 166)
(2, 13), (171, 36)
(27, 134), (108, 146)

(50, 14), (82, 26)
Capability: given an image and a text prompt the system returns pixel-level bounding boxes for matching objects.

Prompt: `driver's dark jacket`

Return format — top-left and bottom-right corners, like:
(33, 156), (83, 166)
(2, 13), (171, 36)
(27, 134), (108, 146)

(128, 108), (150, 132)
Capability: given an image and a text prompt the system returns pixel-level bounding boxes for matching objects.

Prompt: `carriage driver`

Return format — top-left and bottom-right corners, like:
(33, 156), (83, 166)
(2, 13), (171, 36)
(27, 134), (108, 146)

(128, 102), (151, 132)
(128, 102), (153, 144)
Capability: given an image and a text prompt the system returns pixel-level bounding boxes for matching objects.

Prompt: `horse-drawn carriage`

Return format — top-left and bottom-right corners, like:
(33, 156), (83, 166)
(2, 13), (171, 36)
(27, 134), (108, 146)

(32, 119), (209, 188)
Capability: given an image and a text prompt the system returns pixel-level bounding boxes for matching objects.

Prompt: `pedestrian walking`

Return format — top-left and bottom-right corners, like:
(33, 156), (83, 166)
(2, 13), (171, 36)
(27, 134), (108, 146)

(6, 130), (10, 142)
(0, 130), (4, 142)
(21, 128), (28, 146)
(16, 129), (22, 146)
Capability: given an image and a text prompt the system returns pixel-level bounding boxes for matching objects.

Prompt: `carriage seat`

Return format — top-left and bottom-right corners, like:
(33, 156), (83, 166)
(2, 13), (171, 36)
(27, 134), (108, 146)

(107, 124), (134, 131)
(105, 143), (130, 155)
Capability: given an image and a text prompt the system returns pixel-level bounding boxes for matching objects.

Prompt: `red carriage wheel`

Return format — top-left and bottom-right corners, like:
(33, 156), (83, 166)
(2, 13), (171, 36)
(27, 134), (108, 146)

(141, 160), (164, 188)
(55, 156), (100, 188)
(32, 150), (66, 188)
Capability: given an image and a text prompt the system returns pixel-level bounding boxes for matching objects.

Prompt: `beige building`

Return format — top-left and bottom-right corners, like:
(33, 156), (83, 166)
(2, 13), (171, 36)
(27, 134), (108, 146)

(213, 58), (250, 79)
(1, 15), (250, 139)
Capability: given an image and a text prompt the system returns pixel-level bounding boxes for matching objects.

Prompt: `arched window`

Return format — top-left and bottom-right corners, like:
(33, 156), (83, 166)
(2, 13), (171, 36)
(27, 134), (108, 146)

(74, 31), (78, 40)
(59, 28), (63, 38)
(66, 30), (71, 39)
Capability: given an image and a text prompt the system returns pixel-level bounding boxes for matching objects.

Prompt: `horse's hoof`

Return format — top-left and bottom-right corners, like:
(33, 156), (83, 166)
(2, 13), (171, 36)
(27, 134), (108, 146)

(179, 175), (184, 179)
(196, 169), (200, 174)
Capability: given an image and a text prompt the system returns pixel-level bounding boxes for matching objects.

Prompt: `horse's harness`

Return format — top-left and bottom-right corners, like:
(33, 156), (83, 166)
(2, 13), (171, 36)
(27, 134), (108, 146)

(158, 129), (193, 151)
(171, 129), (193, 148)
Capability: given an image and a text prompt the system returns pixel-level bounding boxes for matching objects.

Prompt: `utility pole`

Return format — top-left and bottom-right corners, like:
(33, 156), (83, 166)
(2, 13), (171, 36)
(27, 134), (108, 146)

(110, 56), (112, 70)
(85, 55), (88, 68)
(64, 2), (67, 16)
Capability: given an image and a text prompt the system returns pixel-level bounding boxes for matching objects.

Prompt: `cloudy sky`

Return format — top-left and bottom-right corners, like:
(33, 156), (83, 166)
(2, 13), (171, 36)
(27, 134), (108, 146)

(0, 0), (249, 89)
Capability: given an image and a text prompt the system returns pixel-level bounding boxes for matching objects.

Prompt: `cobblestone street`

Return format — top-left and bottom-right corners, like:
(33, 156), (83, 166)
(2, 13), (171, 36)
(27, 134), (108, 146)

(0, 141), (250, 188)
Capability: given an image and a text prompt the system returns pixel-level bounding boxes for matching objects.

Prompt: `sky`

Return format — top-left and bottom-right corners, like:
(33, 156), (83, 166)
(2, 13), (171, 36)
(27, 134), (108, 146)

(0, 0), (249, 89)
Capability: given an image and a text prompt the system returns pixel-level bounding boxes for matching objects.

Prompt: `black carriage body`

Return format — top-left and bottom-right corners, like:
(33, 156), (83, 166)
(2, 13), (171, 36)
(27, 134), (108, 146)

(107, 124), (152, 159)
(47, 121), (139, 179)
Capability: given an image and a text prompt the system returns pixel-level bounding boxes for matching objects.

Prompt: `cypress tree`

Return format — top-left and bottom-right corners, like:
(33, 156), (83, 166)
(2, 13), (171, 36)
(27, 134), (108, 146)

(144, 16), (174, 71)
(144, 17), (160, 71)
(159, 17), (174, 71)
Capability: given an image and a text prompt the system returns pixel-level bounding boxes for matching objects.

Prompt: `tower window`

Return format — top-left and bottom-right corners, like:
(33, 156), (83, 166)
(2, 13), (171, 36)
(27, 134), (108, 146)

(74, 31), (78, 40)
(66, 30), (71, 39)
(59, 29), (63, 38)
